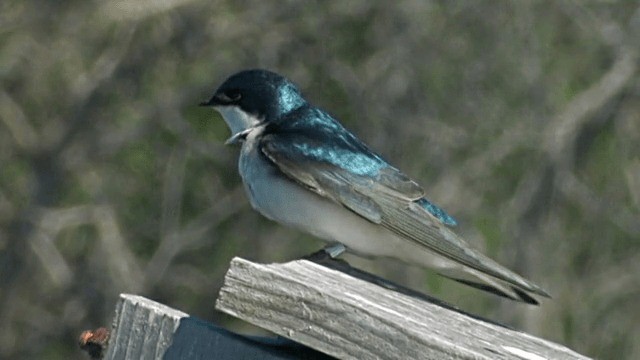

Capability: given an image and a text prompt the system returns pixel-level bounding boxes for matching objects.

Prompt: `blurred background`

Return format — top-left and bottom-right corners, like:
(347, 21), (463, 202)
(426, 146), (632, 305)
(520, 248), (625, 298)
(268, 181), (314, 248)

(1, 1), (639, 359)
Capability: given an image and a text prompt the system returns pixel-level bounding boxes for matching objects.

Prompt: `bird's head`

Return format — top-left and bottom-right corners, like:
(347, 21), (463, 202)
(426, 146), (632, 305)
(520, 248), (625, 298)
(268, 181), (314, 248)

(201, 69), (306, 138)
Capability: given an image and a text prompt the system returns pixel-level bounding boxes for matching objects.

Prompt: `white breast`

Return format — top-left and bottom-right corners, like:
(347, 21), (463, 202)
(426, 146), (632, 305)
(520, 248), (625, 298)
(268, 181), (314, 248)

(215, 105), (261, 135)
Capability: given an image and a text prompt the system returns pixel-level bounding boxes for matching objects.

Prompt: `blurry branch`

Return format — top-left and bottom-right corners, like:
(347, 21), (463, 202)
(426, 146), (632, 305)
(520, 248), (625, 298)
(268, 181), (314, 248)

(492, 7), (640, 239)
(92, 206), (144, 292)
(70, 26), (137, 104)
(95, 86), (218, 159)
(560, 1), (627, 48)
(160, 96), (232, 159)
(503, 167), (548, 224)
(432, 5), (640, 226)
(160, 148), (187, 247)
(53, 25), (137, 155)
(30, 205), (143, 291)
(461, 121), (538, 181)
(589, 254), (640, 312)
(546, 3), (639, 167)
(29, 223), (74, 287)
(541, 14), (639, 235)
(0, 89), (38, 153)
(101, 0), (198, 22)
(556, 171), (640, 235)
(144, 186), (246, 289)
(431, 121), (538, 214)
(95, 116), (155, 157)
(563, 253), (640, 357)
(626, 160), (640, 208)
(543, 47), (637, 167)
(0, 189), (12, 221)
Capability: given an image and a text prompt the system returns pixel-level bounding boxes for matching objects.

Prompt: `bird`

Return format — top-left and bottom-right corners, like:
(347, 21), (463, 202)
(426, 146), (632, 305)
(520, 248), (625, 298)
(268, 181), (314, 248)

(200, 69), (550, 304)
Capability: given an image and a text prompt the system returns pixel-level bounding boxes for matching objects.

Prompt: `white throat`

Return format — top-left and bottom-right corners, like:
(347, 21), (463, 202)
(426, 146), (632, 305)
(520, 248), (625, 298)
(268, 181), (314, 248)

(214, 105), (262, 136)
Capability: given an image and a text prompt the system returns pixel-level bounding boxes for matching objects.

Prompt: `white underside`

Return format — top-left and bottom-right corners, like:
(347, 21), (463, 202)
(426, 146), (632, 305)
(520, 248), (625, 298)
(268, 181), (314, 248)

(216, 105), (261, 136)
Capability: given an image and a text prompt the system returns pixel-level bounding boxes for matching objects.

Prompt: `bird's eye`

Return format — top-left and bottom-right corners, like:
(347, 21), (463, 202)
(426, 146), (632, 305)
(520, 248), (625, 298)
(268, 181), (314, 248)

(218, 89), (242, 103)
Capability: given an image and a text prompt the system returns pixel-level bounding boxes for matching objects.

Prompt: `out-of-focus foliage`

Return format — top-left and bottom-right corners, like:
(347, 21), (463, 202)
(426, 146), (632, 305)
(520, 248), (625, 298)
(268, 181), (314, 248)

(1, 1), (638, 359)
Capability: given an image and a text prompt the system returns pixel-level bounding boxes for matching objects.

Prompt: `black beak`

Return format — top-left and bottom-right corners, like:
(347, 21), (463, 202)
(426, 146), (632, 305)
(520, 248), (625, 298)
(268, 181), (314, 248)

(200, 91), (241, 107)
(199, 97), (216, 107)
(199, 91), (226, 107)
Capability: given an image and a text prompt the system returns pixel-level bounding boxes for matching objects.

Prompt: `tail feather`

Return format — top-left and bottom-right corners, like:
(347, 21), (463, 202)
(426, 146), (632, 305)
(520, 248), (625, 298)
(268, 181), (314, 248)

(452, 278), (539, 305)
(438, 266), (549, 305)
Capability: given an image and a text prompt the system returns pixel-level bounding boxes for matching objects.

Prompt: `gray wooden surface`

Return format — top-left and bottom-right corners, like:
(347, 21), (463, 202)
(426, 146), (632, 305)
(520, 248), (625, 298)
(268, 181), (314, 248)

(103, 294), (332, 360)
(216, 257), (591, 360)
(104, 294), (188, 359)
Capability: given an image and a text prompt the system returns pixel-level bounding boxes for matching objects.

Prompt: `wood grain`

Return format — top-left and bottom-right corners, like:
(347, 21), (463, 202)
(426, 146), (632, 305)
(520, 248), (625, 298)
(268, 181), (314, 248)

(216, 257), (590, 360)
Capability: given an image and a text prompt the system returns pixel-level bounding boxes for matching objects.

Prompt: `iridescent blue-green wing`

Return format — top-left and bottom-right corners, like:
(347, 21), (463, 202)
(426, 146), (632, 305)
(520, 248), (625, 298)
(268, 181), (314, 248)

(259, 129), (421, 224)
(264, 108), (457, 226)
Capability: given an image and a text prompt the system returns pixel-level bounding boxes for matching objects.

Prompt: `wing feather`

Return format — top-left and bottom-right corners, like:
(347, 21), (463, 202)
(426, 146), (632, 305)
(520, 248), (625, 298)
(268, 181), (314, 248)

(260, 129), (549, 297)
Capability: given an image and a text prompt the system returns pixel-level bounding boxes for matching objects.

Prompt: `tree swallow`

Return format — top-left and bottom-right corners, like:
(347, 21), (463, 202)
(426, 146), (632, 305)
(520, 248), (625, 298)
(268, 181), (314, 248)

(200, 69), (550, 304)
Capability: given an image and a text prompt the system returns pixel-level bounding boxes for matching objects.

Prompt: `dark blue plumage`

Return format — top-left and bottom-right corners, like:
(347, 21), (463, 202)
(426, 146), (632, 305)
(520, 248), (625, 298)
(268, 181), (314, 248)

(266, 107), (387, 176)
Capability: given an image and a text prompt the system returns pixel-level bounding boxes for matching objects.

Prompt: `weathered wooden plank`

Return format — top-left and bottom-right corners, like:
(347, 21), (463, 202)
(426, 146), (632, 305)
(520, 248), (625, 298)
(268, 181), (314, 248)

(216, 257), (591, 360)
(104, 294), (186, 359)
(103, 294), (332, 360)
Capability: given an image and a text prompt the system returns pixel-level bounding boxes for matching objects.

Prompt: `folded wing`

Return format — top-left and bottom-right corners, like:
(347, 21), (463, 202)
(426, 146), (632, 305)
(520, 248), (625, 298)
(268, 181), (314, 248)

(260, 117), (549, 298)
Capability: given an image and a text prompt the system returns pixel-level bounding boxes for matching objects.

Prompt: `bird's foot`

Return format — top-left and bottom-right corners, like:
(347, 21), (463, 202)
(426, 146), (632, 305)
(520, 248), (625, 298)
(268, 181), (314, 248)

(323, 243), (347, 258)
(302, 244), (349, 267)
